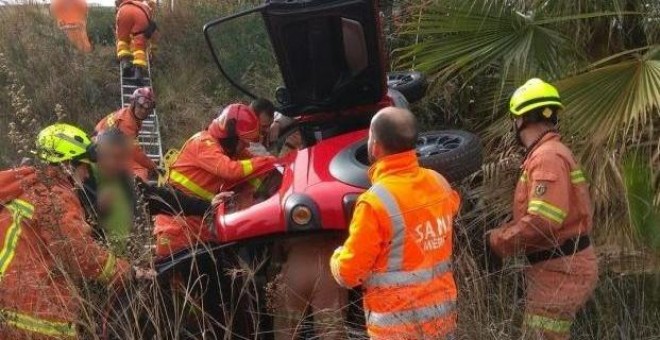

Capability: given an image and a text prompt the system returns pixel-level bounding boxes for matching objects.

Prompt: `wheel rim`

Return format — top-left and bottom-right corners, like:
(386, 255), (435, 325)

(387, 74), (414, 87)
(416, 133), (463, 157)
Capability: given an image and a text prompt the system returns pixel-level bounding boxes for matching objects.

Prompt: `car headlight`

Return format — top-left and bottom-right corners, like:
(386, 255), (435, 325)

(291, 205), (312, 225)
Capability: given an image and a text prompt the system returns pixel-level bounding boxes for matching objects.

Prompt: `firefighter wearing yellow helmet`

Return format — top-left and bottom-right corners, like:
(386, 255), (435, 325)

(0, 123), (151, 339)
(488, 79), (598, 340)
(36, 123), (92, 163)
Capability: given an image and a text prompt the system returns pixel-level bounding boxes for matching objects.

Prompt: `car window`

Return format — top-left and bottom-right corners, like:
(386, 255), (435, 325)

(224, 167), (283, 214)
(206, 12), (282, 102)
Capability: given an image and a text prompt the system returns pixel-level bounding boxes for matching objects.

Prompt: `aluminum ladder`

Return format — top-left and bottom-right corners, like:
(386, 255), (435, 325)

(119, 59), (163, 165)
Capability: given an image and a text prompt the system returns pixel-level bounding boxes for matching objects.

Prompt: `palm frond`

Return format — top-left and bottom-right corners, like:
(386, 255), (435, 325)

(396, 0), (576, 84)
(557, 47), (660, 146)
(621, 151), (660, 251)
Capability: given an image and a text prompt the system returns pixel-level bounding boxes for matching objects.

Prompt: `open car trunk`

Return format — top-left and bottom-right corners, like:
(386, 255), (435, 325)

(204, 0), (387, 116)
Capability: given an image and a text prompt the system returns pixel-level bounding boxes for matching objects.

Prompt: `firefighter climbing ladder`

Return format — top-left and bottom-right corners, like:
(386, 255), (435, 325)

(119, 60), (163, 165)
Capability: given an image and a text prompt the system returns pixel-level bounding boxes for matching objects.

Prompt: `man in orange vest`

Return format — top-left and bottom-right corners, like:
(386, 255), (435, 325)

(331, 107), (460, 339)
(487, 79), (598, 340)
(154, 104), (276, 257)
(0, 123), (152, 339)
(95, 87), (158, 181)
(115, 0), (157, 80)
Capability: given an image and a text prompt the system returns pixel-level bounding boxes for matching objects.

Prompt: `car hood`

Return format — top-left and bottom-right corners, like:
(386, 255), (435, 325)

(263, 0), (387, 116)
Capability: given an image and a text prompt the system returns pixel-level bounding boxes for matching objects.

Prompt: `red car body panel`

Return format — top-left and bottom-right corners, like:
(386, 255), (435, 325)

(215, 129), (369, 242)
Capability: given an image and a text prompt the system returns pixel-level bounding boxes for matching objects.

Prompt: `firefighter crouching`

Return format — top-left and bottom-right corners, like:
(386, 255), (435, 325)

(487, 78), (598, 340)
(331, 107), (461, 339)
(0, 124), (153, 339)
(154, 104), (276, 257)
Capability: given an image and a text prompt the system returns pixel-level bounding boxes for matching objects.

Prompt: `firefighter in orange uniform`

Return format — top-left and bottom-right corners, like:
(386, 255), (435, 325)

(50, 0), (92, 52)
(115, 0), (157, 79)
(154, 104), (276, 257)
(331, 107), (461, 340)
(0, 124), (149, 339)
(488, 79), (598, 340)
(95, 87), (157, 181)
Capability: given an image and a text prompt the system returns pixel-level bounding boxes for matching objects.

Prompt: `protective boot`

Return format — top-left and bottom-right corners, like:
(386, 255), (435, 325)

(120, 56), (134, 77)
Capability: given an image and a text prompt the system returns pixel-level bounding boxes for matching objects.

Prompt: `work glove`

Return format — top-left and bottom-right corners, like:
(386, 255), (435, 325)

(211, 191), (235, 208)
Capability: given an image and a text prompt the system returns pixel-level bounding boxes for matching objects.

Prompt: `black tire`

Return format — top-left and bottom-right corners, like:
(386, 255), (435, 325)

(387, 71), (428, 104)
(417, 130), (482, 183)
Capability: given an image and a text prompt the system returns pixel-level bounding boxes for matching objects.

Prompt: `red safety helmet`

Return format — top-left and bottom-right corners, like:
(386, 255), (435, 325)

(132, 87), (155, 108)
(208, 104), (260, 142)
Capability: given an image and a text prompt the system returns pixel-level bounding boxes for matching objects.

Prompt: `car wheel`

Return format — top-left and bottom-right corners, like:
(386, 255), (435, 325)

(387, 71), (428, 104)
(417, 130), (483, 183)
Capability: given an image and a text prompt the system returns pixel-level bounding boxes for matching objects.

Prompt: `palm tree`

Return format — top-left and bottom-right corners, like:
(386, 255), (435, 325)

(397, 0), (660, 247)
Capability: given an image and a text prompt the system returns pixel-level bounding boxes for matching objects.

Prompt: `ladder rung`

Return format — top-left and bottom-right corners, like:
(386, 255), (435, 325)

(139, 137), (159, 142)
(120, 62), (161, 162)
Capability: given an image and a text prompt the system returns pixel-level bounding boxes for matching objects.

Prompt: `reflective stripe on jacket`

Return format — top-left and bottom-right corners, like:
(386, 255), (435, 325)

(0, 167), (130, 339)
(489, 132), (594, 257)
(153, 131), (274, 256)
(331, 151), (460, 339)
(165, 131), (272, 201)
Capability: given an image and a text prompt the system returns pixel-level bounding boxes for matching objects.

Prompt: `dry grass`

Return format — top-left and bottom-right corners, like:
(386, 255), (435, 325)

(1, 1), (660, 339)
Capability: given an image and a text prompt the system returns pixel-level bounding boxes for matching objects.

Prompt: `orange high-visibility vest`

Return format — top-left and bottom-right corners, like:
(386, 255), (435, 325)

(331, 150), (460, 339)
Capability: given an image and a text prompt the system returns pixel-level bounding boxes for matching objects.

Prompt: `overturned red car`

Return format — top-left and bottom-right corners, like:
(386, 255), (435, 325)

(106, 1), (482, 339)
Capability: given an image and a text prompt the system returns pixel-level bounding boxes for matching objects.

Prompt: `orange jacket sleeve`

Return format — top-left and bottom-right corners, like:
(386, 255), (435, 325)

(132, 143), (158, 170)
(37, 186), (131, 286)
(330, 198), (383, 288)
(195, 140), (276, 181)
(489, 152), (571, 257)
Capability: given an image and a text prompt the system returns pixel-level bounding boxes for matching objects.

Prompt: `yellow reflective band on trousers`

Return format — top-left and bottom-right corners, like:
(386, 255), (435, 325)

(240, 160), (254, 176)
(0, 200), (34, 281)
(116, 40), (131, 58)
(528, 199), (567, 224)
(2, 309), (77, 338)
(169, 170), (214, 201)
(97, 253), (117, 283)
(570, 170), (586, 184)
(132, 50), (147, 66)
(524, 314), (572, 334)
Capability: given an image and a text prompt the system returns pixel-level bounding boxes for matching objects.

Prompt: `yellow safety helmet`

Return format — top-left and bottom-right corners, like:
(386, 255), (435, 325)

(36, 123), (91, 163)
(509, 78), (564, 117)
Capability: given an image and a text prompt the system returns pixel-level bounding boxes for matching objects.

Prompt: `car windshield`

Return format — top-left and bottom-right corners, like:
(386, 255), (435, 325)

(206, 11), (283, 101)
(205, 2), (380, 115)
(224, 166), (284, 214)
